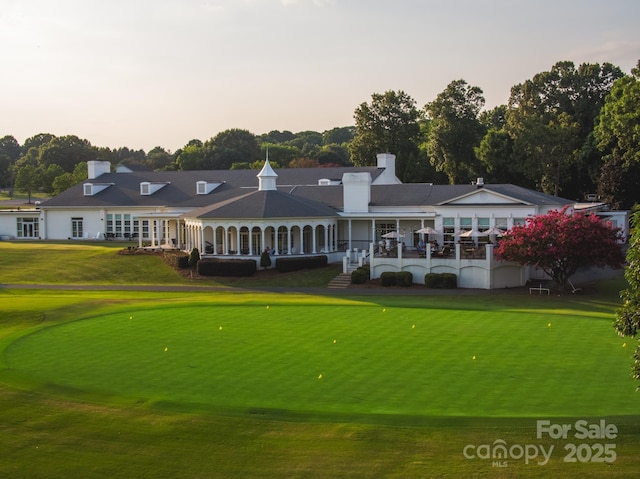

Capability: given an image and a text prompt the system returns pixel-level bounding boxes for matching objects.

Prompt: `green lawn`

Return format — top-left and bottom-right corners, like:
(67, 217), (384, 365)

(1, 242), (639, 477)
(4, 295), (637, 418)
(0, 241), (341, 287)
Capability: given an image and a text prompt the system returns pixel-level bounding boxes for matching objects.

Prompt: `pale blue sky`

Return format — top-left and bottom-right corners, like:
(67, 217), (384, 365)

(1, 0), (638, 152)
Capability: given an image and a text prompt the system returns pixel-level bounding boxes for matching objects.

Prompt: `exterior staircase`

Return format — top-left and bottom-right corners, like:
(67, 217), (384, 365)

(327, 272), (352, 289)
(327, 260), (360, 289)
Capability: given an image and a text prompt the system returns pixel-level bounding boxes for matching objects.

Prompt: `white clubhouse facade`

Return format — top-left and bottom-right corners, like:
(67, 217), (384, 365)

(0, 154), (627, 289)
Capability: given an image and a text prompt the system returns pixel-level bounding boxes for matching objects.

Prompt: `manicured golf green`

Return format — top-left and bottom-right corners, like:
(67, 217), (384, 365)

(2, 285), (640, 478)
(5, 293), (638, 418)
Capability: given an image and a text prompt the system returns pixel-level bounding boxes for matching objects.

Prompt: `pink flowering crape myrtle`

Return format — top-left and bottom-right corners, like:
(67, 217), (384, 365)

(494, 206), (625, 291)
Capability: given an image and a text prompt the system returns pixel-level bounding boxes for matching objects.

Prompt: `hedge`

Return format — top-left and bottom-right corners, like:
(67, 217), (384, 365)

(197, 258), (257, 277)
(396, 271), (413, 287)
(380, 271), (413, 287)
(275, 255), (328, 273)
(424, 272), (457, 288)
(163, 251), (190, 269)
(351, 264), (370, 284)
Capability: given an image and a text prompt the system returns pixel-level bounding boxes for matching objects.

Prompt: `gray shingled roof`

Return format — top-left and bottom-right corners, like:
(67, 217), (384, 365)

(41, 167), (382, 208)
(367, 184), (573, 207)
(40, 165), (573, 213)
(191, 190), (339, 219)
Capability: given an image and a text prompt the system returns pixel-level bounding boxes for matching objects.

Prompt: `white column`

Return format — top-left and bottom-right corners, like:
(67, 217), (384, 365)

(348, 219), (352, 251)
(323, 224), (328, 253)
(299, 225), (304, 254)
(312, 225), (317, 254)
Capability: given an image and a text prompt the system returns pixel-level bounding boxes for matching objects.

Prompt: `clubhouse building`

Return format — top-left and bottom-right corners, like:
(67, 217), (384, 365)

(0, 154), (627, 289)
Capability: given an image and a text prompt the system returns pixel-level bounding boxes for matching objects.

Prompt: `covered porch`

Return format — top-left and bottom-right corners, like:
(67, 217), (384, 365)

(184, 218), (340, 258)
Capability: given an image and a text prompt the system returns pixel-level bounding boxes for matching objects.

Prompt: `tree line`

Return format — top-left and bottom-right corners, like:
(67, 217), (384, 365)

(1, 59), (638, 209)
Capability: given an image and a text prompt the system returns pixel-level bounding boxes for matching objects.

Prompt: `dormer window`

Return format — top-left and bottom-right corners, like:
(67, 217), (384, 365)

(140, 181), (169, 195)
(196, 180), (223, 195)
(83, 182), (114, 196)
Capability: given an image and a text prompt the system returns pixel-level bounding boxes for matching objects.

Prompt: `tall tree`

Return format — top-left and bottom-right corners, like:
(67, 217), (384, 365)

(145, 146), (175, 171)
(506, 61), (624, 198)
(475, 129), (519, 184)
(425, 79), (486, 184)
(204, 129), (260, 170)
(594, 60), (640, 208)
(615, 208), (640, 385)
(495, 206), (625, 290)
(322, 126), (355, 146)
(13, 163), (40, 203)
(349, 90), (425, 181)
(52, 162), (88, 195)
(37, 135), (97, 172)
(176, 140), (206, 171)
(0, 135), (21, 188)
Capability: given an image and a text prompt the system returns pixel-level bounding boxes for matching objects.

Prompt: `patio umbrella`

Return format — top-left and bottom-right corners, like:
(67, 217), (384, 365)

(382, 231), (404, 239)
(458, 229), (488, 238)
(415, 226), (440, 235)
(484, 227), (505, 236)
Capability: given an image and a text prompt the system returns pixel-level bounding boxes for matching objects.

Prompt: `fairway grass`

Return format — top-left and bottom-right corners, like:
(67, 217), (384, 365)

(4, 298), (638, 418)
(1, 279), (640, 476)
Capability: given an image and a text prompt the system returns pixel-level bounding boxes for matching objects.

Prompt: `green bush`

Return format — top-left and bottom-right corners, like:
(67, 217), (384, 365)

(260, 251), (272, 269)
(197, 258), (256, 277)
(425, 272), (457, 288)
(188, 248), (200, 269)
(396, 271), (413, 287)
(164, 251), (190, 269)
(380, 271), (413, 287)
(380, 272), (397, 287)
(351, 265), (370, 284)
(442, 273), (457, 288)
(275, 255), (327, 273)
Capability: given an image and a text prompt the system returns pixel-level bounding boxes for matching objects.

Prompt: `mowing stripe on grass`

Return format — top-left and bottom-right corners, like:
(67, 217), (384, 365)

(5, 301), (638, 418)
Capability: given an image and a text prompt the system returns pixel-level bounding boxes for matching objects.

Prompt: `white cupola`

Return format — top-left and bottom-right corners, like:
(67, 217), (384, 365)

(257, 158), (278, 191)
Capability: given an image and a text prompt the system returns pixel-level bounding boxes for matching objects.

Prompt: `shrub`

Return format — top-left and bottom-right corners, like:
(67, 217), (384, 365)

(260, 251), (272, 269)
(442, 273), (457, 288)
(380, 272), (397, 287)
(197, 258), (256, 277)
(275, 255), (327, 273)
(424, 272), (457, 288)
(396, 271), (413, 287)
(351, 265), (370, 284)
(188, 248), (200, 269)
(380, 271), (413, 287)
(164, 251), (190, 269)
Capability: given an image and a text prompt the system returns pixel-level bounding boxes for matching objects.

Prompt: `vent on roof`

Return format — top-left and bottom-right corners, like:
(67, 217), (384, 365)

(196, 180), (223, 195)
(140, 182), (169, 196)
(318, 178), (341, 186)
(83, 182), (113, 196)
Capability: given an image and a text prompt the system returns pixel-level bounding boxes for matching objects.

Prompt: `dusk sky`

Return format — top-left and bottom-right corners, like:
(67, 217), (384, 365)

(2, 0), (639, 152)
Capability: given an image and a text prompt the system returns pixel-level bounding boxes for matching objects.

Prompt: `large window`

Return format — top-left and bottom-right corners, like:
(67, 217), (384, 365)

(495, 217), (508, 230)
(71, 217), (84, 239)
(478, 218), (490, 245)
(17, 217), (39, 238)
(377, 222), (396, 241)
(443, 218), (455, 246)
